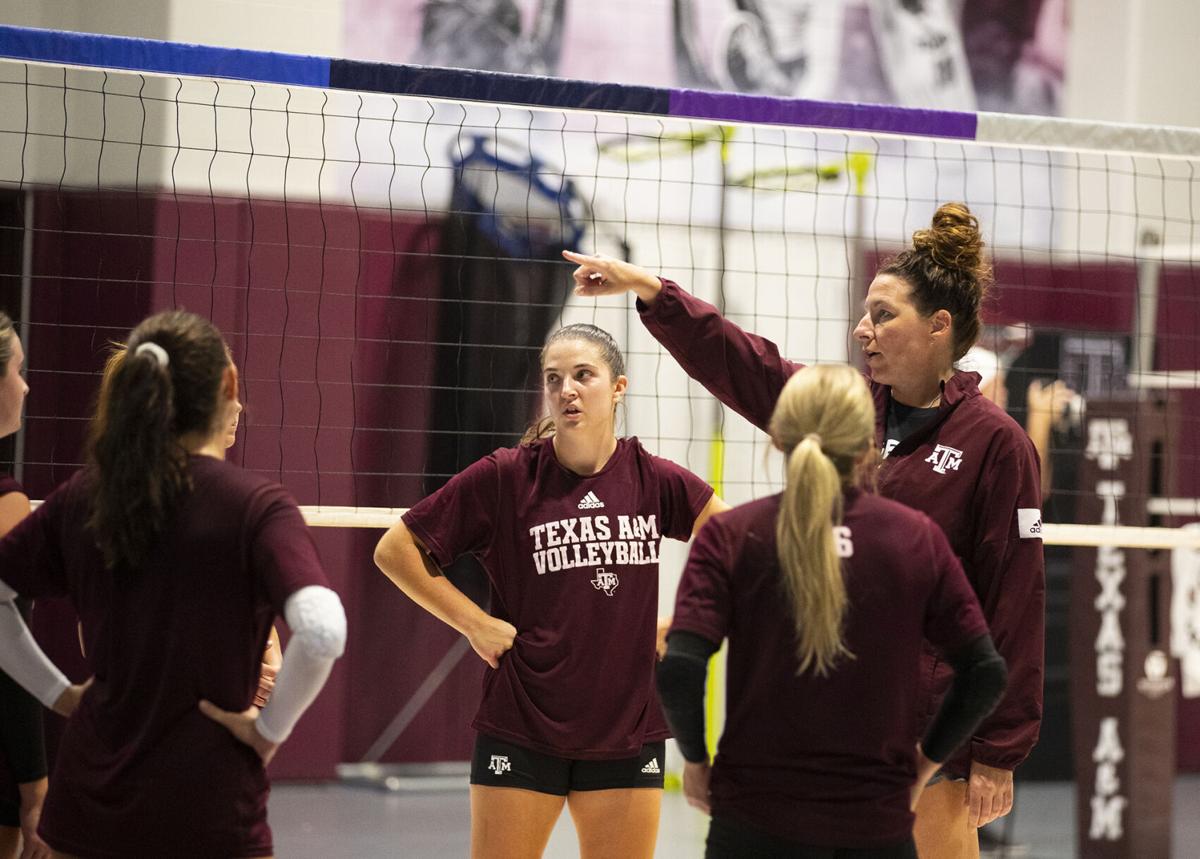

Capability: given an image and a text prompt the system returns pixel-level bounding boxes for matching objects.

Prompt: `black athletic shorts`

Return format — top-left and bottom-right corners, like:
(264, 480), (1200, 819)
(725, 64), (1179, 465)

(470, 733), (666, 795)
(706, 816), (918, 859)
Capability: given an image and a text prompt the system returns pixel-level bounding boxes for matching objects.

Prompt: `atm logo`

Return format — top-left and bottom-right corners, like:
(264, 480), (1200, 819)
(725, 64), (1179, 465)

(488, 755), (511, 775)
(924, 445), (964, 475)
(591, 568), (619, 596)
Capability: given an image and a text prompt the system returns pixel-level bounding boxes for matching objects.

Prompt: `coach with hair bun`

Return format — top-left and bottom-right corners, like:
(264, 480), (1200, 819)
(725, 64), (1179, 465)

(566, 202), (1045, 859)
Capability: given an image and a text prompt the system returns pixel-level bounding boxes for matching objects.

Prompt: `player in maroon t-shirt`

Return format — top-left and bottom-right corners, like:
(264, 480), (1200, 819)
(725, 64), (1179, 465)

(566, 202), (1044, 858)
(0, 311), (346, 858)
(95, 343), (282, 706)
(0, 312), (51, 859)
(376, 323), (726, 859)
(657, 365), (1007, 857)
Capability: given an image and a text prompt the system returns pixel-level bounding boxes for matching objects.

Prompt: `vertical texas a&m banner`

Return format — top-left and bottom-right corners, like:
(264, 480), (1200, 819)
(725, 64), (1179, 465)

(1070, 396), (1177, 858)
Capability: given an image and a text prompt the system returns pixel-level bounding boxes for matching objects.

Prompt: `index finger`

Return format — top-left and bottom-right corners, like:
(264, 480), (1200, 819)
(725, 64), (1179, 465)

(562, 249), (601, 266)
(562, 250), (610, 276)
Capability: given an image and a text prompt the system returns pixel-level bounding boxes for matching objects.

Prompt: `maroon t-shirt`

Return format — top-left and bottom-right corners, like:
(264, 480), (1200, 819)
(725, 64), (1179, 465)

(0, 457), (329, 858)
(672, 489), (988, 847)
(403, 437), (713, 760)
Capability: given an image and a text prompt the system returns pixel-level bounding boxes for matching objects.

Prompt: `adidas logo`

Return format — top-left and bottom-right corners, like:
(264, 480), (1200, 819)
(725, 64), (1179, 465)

(1017, 508), (1043, 541)
(641, 757), (660, 774)
(577, 491), (604, 510)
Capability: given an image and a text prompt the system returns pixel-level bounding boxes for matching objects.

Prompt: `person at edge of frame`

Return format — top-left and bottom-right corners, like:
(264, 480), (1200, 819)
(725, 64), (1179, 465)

(0, 310), (51, 859)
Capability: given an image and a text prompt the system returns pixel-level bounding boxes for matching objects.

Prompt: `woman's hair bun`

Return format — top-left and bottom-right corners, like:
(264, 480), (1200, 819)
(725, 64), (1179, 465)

(911, 202), (985, 277)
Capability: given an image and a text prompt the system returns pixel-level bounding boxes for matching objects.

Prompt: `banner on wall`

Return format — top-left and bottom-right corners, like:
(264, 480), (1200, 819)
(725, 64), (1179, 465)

(344, 0), (1066, 115)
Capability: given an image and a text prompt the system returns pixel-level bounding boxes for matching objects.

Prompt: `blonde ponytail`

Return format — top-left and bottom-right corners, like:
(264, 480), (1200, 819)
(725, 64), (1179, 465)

(778, 435), (848, 675)
(768, 366), (875, 676)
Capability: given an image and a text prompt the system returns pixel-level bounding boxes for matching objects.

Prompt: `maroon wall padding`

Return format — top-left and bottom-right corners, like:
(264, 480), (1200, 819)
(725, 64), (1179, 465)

(22, 189), (159, 762)
(1158, 267), (1200, 767)
(17, 187), (492, 779)
(339, 553), (483, 765)
(21, 189), (159, 494)
(1155, 267), (1200, 504)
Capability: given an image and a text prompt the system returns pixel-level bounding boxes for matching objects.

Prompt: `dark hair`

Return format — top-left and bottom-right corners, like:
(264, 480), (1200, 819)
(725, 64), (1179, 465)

(86, 310), (230, 571)
(521, 323), (627, 445)
(878, 202), (993, 361)
(0, 311), (14, 375)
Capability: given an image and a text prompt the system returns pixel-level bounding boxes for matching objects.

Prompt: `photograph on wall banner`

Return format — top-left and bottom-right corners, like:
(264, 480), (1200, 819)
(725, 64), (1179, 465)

(343, 0), (1067, 115)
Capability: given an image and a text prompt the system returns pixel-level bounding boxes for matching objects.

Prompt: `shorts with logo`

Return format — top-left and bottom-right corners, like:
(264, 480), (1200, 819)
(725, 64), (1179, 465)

(470, 733), (666, 795)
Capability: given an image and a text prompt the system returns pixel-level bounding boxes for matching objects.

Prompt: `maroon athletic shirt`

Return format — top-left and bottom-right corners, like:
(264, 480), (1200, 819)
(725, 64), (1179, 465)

(403, 436), (713, 760)
(673, 489), (989, 847)
(641, 279), (1044, 777)
(0, 456), (329, 858)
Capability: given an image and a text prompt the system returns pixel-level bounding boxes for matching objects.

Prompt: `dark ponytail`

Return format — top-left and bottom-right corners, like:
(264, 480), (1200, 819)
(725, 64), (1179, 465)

(86, 311), (229, 571)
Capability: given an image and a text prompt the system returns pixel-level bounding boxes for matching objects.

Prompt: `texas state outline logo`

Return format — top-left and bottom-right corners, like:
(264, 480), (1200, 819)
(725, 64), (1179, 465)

(591, 568), (619, 596)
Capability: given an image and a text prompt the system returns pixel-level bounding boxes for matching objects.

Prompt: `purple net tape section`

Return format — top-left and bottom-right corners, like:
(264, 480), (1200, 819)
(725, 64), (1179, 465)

(669, 89), (978, 140)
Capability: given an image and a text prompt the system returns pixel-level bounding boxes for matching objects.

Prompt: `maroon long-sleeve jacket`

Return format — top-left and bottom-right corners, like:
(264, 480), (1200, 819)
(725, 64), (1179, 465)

(641, 279), (1044, 776)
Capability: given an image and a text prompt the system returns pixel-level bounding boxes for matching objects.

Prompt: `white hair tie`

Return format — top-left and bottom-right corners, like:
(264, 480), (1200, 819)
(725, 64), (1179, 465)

(135, 341), (170, 368)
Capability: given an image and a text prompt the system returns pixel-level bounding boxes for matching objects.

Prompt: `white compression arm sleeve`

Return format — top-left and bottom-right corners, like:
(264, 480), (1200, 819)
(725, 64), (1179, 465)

(255, 585), (347, 745)
(0, 580), (70, 708)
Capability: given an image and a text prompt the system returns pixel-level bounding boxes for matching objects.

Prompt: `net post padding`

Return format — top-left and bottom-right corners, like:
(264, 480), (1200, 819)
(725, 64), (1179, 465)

(1069, 395), (1176, 857)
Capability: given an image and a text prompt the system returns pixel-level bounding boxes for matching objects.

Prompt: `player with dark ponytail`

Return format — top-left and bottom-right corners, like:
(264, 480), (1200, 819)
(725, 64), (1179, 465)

(568, 202), (1044, 858)
(94, 342), (281, 705)
(0, 309), (346, 858)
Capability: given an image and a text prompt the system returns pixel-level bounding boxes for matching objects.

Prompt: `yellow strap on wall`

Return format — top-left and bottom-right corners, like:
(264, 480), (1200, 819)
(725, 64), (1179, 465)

(705, 429), (725, 759)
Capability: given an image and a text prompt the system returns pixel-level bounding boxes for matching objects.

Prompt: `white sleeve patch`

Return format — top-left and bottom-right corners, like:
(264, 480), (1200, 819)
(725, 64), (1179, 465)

(1018, 508), (1043, 540)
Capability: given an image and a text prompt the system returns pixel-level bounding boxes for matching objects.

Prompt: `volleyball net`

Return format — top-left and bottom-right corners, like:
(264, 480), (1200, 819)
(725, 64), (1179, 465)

(0, 26), (1197, 554)
(4, 28), (1200, 838)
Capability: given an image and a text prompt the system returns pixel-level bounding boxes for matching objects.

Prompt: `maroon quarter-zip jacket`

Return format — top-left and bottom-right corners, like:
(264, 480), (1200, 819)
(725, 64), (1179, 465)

(640, 279), (1044, 776)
